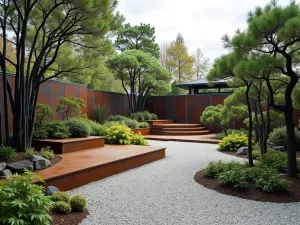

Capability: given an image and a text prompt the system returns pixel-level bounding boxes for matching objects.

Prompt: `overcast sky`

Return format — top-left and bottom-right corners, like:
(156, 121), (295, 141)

(118, 0), (293, 63)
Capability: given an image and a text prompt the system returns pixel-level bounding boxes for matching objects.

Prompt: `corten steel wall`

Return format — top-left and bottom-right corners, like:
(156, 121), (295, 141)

(0, 75), (129, 139)
(145, 93), (240, 133)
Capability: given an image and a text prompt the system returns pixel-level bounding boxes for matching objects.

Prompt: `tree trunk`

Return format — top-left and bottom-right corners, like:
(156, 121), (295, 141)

(245, 84), (254, 167)
(0, 104), (3, 146)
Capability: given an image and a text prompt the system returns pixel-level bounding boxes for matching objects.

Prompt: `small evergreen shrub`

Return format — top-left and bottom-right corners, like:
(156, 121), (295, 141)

(0, 171), (53, 225)
(131, 133), (148, 145)
(258, 149), (287, 173)
(0, 146), (16, 161)
(40, 146), (55, 160)
(246, 166), (277, 182)
(65, 118), (90, 137)
(269, 126), (300, 150)
(255, 170), (291, 192)
(75, 118), (108, 136)
(130, 112), (145, 122)
(51, 191), (70, 203)
(138, 122), (149, 128)
(33, 125), (49, 139)
(70, 195), (87, 212)
(123, 119), (139, 129)
(218, 133), (248, 151)
(107, 115), (128, 122)
(53, 201), (72, 214)
(204, 160), (242, 178)
(217, 166), (248, 188)
(106, 124), (133, 145)
(25, 147), (36, 158)
(48, 121), (70, 139)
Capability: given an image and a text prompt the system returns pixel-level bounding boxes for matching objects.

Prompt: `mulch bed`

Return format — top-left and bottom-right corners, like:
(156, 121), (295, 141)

(194, 170), (300, 203)
(50, 210), (89, 225)
(220, 150), (300, 159)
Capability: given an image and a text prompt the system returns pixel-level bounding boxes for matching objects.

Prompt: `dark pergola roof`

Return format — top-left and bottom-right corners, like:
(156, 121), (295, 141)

(177, 78), (231, 90)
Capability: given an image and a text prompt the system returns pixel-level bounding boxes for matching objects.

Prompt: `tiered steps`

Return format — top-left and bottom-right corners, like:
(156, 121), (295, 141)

(151, 123), (210, 136)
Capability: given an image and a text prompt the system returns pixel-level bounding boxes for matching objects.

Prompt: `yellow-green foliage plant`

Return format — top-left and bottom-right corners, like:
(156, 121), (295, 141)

(219, 133), (248, 151)
(106, 124), (133, 145)
(131, 133), (148, 146)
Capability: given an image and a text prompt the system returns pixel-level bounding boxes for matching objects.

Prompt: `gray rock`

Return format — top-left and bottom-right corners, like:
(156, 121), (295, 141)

(45, 186), (60, 196)
(30, 155), (52, 170)
(7, 160), (33, 174)
(236, 146), (248, 155)
(273, 146), (285, 152)
(0, 169), (12, 177)
(0, 162), (6, 172)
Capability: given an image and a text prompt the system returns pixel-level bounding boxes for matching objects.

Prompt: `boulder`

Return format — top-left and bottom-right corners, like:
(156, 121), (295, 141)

(30, 155), (52, 170)
(45, 186), (60, 196)
(236, 147), (248, 155)
(273, 146), (285, 152)
(0, 169), (12, 177)
(7, 160), (33, 174)
(0, 162), (6, 172)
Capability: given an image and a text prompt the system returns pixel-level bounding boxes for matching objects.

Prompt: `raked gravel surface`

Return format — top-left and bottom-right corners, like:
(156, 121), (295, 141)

(69, 141), (300, 225)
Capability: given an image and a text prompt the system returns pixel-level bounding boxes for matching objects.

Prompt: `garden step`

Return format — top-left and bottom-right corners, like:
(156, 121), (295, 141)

(162, 130), (211, 136)
(151, 123), (203, 129)
(162, 127), (207, 132)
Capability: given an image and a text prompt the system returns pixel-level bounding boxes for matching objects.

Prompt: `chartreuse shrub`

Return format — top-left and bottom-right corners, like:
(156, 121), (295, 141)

(0, 171), (53, 225)
(47, 121), (70, 139)
(70, 195), (87, 212)
(65, 118), (90, 137)
(53, 201), (72, 214)
(0, 146), (16, 161)
(40, 146), (55, 160)
(218, 133), (248, 151)
(106, 124), (133, 145)
(131, 133), (148, 146)
(51, 192), (70, 203)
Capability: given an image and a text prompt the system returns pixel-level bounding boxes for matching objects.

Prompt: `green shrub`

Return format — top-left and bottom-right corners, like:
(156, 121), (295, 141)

(131, 133), (148, 146)
(106, 124), (133, 145)
(51, 191), (70, 203)
(218, 133), (248, 151)
(25, 148), (36, 158)
(75, 118), (107, 136)
(138, 122), (149, 128)
(258, 149), (287, 173)
(40, 146), (55, 160)
(65, 118), (90, 137)
(48, 121), (70, 139)
(0, 171), (53, 225)
(217, 166), (248, 188)
(33, 125), (49, 139)
(130, 112), (145, 122)
(246, 166), (277, 182)
(107, 115), (128, 122)
(35, 103), (55, 126)
(269, 126), (300, 150)
(204, 160), (242, 178)
(252, 145), (261, 159)
(254, 169), (291, 192)
(104, 121), (122, 127)
(92, 104), (110, 124)
(56, 97), (85, 120)
(70, 195), (87, 212)
(53, 201), (72, 214)
(0, 146), (16, 161)
(123, 119), (139, 129)
(149, 112), (158, 120)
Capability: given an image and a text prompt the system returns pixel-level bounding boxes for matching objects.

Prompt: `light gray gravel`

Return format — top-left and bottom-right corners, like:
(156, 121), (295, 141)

(69, 141), (300, 225)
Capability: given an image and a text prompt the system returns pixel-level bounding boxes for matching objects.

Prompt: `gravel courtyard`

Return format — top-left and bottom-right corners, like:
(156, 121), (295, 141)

(70, 141), (300, 225)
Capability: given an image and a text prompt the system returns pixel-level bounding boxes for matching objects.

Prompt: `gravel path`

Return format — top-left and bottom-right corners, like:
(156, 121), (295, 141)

(69, 141), (300, 225)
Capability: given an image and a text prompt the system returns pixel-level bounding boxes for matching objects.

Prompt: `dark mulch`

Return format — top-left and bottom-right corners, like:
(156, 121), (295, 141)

(221, 150), (300, 159)
(1, 152), (62, 166)
(194, 170), (300, 203)
(50, 210), (89, 225)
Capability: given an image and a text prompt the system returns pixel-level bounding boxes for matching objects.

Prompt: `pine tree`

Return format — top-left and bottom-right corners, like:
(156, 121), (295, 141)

(166, 34), (195, 84)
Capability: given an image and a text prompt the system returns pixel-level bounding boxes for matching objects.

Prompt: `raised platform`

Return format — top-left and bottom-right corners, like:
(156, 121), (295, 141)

(32, 136), (105, 154)
(37, 144), (166, 191)
(145, 134), (220, 144)
(132, 128), (151, 135)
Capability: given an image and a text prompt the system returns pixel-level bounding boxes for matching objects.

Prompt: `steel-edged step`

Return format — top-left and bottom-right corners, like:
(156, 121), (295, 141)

(151, 123), (203, 129)
(162, 130), (211, 136)
(162, 127), (207, 132)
